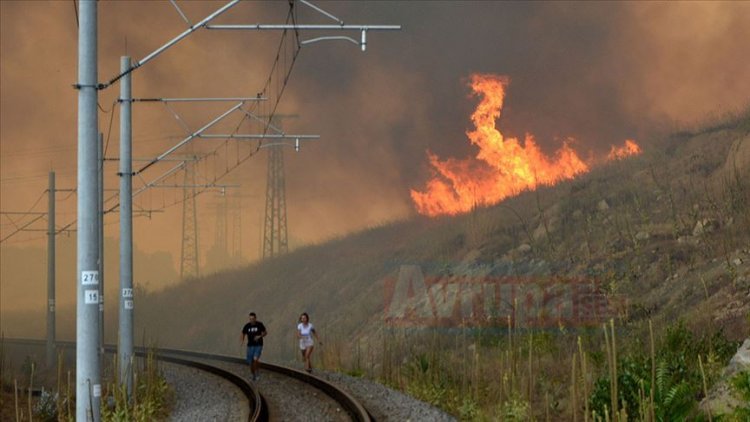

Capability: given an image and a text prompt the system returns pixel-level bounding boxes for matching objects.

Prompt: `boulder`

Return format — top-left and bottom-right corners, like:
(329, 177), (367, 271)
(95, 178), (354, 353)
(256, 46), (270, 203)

(700, 338), (750, 416)
(727, 339), (750, 375)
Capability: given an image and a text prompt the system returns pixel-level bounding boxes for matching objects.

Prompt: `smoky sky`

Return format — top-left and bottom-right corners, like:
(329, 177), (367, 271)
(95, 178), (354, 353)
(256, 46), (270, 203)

(1, 1), (749, 279)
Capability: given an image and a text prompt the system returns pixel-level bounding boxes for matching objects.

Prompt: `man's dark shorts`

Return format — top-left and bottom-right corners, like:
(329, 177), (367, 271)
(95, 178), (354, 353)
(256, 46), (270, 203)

(246, 345), (263, 362)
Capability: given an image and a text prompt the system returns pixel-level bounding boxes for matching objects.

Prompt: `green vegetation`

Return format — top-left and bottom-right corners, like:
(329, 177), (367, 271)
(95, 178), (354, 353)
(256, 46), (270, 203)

(588, 322), (737, 421)
(6, 95), (746, 421)
(127, 108), (749, 367)
(727, 371), (750, 420)
(310, 111), (749, 419)
(320, 320), (741, 420)
(101, 349), (172, 422)
(0, 344), (171, 422)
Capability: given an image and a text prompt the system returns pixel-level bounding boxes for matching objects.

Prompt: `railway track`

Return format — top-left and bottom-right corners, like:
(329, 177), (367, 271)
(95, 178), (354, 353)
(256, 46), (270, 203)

(2, 338), (371, 422)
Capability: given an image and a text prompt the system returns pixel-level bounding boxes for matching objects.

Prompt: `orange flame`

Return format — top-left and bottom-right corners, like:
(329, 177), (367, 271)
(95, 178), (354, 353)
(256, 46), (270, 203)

(410, 74), (641, 217)
(607, 139), (642, 161)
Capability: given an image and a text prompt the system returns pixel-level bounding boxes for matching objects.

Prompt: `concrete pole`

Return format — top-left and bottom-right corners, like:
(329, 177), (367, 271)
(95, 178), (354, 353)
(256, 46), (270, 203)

(118, 55), (134, 396)
(98, 133), (105, 355)
(76, 1), (101, 420)
(46, 171), (55, 369)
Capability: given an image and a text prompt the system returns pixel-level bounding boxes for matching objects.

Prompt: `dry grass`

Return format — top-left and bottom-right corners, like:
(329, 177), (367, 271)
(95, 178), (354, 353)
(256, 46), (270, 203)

(0, 340), (170, 422)
(95, 110), (750, 419)
(317, 317), (740, 420)
(4, 108), (749, 420)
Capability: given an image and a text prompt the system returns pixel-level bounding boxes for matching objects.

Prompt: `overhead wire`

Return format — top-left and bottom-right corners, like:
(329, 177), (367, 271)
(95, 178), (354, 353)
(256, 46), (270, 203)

(57, 190), (77, 202)
(0, 214), (46, 243)
(8, 1), (305, 243)
(2, 234), (48, 245)
(72, 0), (79, 28)
(1, 189), (47, 224)
(104, 1), (304, 218)
(1, 186), (76, 243)
(102, 99), (118, 159)
(186, 1), (302, 197)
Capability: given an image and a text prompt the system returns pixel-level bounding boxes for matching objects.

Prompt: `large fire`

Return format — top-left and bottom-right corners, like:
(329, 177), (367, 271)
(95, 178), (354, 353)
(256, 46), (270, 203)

(410, 74), (641, 216)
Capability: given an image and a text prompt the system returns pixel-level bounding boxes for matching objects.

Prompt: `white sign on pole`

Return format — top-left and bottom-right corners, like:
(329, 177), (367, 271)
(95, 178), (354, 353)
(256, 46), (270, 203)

(84, 290), (99, 305)
(82, 270), (99, 285)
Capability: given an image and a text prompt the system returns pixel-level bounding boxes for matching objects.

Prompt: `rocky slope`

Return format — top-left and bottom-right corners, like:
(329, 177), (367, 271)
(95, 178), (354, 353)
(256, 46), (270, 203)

(126, 113), (750, 369)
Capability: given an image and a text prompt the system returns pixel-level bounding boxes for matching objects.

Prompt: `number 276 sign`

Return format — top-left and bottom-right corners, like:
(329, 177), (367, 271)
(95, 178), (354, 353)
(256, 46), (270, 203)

(82, 270), (99, 285)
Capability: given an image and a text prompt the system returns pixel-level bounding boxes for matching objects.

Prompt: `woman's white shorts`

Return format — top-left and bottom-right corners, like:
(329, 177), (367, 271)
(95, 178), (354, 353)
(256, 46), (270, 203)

(299, 337), (314, 350)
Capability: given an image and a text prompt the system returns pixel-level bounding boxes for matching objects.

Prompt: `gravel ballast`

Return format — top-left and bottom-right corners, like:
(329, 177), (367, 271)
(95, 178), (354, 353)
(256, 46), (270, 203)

(163, 353), (454, 421)
(162, 361), (249, 421)
(315, 370), (456, 422)
(192, 359), (350, 422)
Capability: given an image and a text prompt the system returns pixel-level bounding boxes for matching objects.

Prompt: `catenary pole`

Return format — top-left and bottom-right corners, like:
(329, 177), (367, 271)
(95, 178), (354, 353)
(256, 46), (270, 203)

(46, 171), (55, 369)
(98, 133), (105, 356)
(118, 56), (134, 396)
(75, 0), (101, 420)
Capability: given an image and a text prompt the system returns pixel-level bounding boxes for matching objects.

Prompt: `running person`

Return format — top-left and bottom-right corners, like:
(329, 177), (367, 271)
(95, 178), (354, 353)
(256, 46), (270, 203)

(241, 312), (267, 380)
(296, 313), (321, 373)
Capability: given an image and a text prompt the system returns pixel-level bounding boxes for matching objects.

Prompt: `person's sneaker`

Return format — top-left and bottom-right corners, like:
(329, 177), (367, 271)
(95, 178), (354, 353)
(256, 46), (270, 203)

(306, 368), (312, 374)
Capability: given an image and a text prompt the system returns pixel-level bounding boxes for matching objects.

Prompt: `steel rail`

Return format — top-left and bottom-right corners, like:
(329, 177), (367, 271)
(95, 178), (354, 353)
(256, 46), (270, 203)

(2, 339), (265, 422)
(149, 350), (266, 422)
(2, 339), (372, 421)
(151, 347), (372, 422)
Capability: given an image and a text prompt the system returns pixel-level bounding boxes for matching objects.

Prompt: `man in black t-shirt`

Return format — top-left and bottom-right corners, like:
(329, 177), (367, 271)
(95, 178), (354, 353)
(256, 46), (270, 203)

(240, 312), (267, 380)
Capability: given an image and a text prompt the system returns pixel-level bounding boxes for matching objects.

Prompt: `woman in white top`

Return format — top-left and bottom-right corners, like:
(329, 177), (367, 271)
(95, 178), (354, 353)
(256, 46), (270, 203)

(296, 312), (321, 373)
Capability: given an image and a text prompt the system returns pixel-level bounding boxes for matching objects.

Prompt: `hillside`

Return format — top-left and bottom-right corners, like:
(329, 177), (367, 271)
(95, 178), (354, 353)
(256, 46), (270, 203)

(6, 112), (748, 418)
(134, 112), (749, 359)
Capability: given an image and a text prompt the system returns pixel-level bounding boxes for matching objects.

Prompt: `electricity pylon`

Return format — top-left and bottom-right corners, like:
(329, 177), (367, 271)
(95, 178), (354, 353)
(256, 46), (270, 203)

(261, 115), (299, 259)
(81, 3), (400, 415)
(180, 161), (199, 278)
(263, 143), (288, 258)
